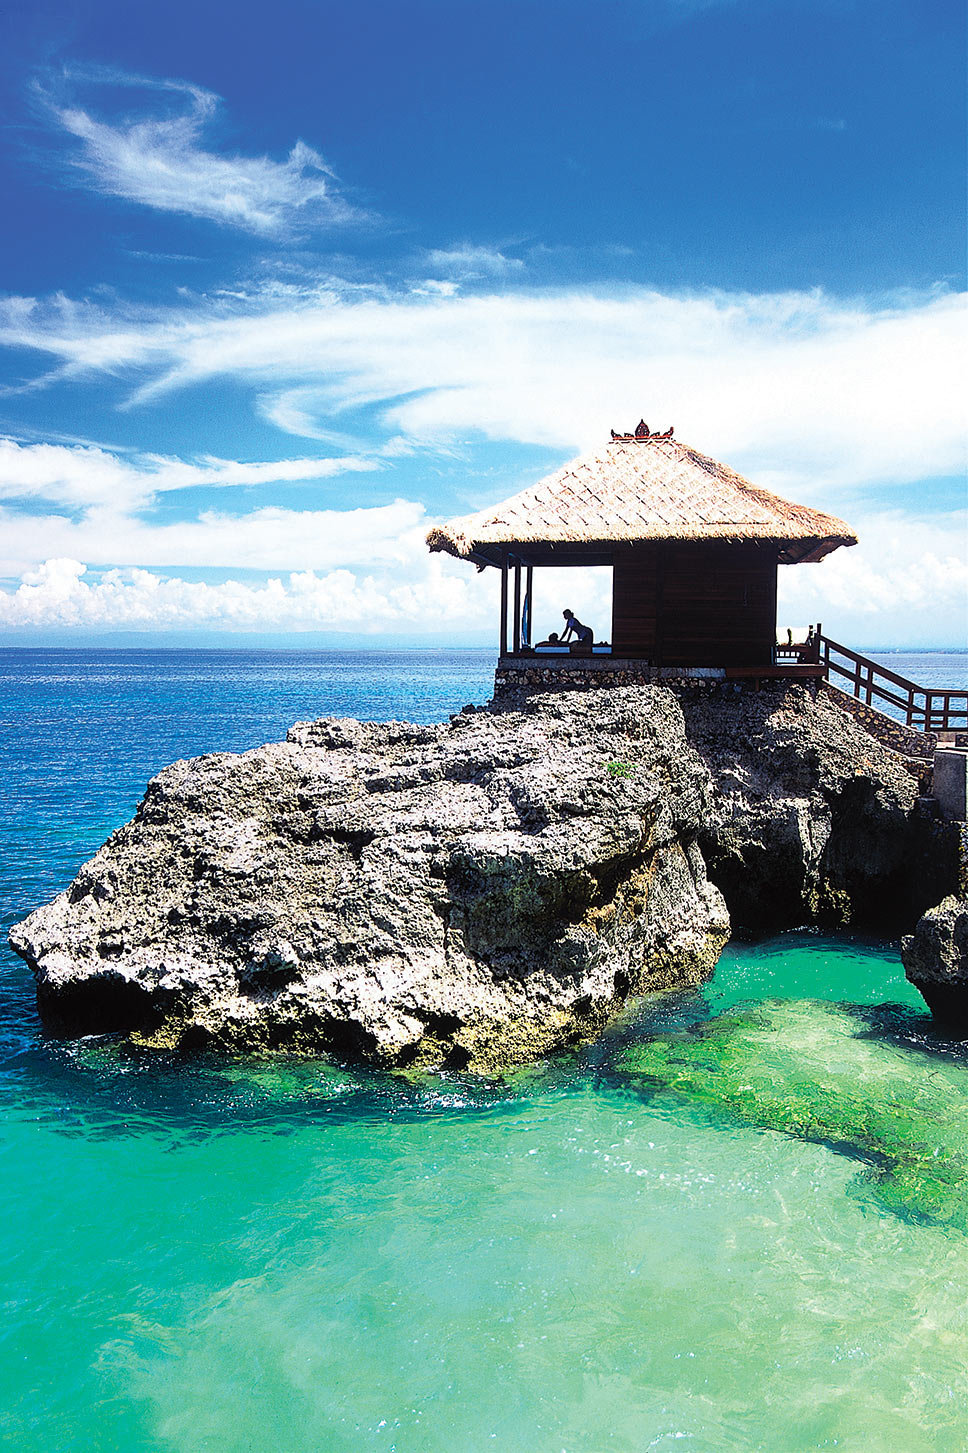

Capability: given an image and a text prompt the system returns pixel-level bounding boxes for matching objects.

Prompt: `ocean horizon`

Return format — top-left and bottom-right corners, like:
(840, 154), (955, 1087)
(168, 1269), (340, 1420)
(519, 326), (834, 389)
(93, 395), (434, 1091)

(2, 640), (966, 652)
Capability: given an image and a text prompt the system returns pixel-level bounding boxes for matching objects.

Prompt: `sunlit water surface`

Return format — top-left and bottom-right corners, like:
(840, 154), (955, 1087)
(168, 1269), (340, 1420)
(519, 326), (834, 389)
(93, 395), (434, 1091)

(1, 650), (965, 1453)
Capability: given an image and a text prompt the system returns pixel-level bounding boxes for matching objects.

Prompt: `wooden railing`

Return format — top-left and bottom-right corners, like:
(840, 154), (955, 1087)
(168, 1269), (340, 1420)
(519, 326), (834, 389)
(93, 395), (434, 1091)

(817, 634), (968, 732)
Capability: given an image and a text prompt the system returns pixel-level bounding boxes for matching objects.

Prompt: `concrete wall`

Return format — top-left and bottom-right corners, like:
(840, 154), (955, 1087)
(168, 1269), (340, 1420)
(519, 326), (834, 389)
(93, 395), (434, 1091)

(933, 750), (968, 821)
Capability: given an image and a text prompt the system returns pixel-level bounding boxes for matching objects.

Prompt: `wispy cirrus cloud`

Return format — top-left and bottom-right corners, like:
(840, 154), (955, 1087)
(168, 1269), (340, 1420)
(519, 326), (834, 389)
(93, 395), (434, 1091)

(0, 498), (429, 577)
(0, 282), (963, 499)
(0, 435), (962, 644)
(36, 67), (363, 235)
(0, 436), (378, 513)
(0, 279), (964, 644)
(0, 433), (419, 581)
(423, 245), (526, 281)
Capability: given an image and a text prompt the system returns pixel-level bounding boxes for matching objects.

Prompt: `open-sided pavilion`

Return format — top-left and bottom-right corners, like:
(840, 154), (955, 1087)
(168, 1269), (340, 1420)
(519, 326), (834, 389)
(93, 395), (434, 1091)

(427, 424), (857, 678)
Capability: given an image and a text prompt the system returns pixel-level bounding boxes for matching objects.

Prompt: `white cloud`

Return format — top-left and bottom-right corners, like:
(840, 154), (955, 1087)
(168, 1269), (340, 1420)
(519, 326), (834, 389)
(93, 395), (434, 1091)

(0, 549), (619, 638)
(0, 437), (408, 581)
(778, 508), (968, 646)
(0, 556), (496, 634)
(411, 279), (461, 298)
(0, 280), (964, 645)
(1, 284), (963, 499)
(0, 504), (963, 646)
(40, 69), (360, 235)
(0, 499), (427, 577)
(0, 436), (378, 513)
(1, 511), (962, 645)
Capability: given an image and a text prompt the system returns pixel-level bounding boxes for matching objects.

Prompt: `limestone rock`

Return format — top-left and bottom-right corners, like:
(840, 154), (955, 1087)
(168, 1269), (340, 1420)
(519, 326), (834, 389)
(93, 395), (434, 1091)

(11, 680), (960, 1067)
(672, 683), (956, 934)
(9, 687), (729, 1071)
(902, 896), (968, 1034)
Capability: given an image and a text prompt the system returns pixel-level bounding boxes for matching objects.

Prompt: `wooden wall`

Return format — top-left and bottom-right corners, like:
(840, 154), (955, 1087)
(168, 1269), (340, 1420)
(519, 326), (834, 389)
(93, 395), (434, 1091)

(611, 541), (778, 665)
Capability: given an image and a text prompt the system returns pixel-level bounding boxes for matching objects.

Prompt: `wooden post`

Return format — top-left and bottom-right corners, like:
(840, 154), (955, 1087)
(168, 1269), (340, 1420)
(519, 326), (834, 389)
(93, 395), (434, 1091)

(512, 557), (522, 655)
(654, 545), (665, 667)
(499, 551), (508, 658)
(768, 549), (779, 663)
(525, 564), (533, 646)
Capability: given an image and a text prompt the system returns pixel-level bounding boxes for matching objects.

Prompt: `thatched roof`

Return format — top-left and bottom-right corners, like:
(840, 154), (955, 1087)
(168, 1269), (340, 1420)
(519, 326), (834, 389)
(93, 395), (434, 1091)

(427, 436), (857, 567)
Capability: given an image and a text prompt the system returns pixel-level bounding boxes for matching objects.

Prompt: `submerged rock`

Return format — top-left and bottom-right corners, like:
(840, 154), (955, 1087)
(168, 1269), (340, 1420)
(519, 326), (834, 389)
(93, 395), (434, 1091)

(902, 895), (968, 1035)
(9, 687), (728, 1071)
(614, 998), (968, 1227)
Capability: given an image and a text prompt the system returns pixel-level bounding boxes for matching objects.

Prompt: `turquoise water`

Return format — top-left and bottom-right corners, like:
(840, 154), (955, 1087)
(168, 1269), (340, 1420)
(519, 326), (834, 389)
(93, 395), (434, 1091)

(1, 651), (966, 1452)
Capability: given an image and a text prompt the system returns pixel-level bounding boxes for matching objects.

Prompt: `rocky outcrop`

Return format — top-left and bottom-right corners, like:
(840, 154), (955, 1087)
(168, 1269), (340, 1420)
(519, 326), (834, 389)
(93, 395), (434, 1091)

(10, 681), (962, 1066)
(902, 896), (968, 1035)
(670, 683), (960, 936)
(820, 681), (937, 760)
(9, 687), (728, 1072)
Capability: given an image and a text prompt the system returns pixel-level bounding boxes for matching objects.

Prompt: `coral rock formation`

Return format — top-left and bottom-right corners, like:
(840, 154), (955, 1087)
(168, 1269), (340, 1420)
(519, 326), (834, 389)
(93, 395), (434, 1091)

(10, 688), (728, 1071)
(672, 683), (955, 935)
(10, 682), (962, 1066)
(902, 895), (968, 1035)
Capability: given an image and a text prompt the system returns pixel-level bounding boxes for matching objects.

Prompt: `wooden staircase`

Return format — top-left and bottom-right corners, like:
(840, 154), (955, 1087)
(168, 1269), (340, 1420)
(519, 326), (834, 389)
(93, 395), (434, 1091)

(817, 634), (967, 735)
(811, 633), (967, 780)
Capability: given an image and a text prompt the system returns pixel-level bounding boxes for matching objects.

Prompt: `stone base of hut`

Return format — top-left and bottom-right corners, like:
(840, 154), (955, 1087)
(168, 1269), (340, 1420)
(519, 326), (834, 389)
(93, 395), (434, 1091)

(493, 658), (822, 699)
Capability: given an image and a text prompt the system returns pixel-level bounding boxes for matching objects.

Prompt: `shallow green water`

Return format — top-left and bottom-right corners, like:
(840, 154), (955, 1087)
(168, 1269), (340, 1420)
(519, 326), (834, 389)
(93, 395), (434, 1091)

(1, 938), (965, 1453)
(2, 652), (966, 1451)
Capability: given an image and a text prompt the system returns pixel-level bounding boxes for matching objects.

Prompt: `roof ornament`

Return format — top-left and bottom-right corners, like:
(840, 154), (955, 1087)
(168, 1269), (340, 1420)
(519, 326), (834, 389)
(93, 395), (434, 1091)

(610, 421), (674, 442)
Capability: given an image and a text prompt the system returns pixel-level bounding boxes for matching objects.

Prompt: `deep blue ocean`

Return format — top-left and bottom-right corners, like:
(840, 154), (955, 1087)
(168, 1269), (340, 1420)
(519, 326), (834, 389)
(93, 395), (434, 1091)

(1, 649), (966, 1453)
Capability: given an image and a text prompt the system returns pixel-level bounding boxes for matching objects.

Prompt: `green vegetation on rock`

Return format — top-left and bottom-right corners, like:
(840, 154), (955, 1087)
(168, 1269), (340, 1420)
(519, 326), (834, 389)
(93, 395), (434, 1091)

(616, 998), (968, 1228)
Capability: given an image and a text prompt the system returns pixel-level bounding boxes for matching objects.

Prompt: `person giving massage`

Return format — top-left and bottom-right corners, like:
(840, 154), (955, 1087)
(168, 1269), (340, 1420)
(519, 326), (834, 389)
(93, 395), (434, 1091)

(560, 609), (593, 645)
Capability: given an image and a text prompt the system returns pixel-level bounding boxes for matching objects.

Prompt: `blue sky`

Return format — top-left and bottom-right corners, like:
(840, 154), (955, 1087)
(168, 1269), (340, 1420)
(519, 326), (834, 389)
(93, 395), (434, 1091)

(0, 0), (964, 646)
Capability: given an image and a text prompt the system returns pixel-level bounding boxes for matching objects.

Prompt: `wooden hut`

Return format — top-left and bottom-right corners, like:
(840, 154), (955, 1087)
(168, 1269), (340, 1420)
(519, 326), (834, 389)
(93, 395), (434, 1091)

(427, 425), (857, 669)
